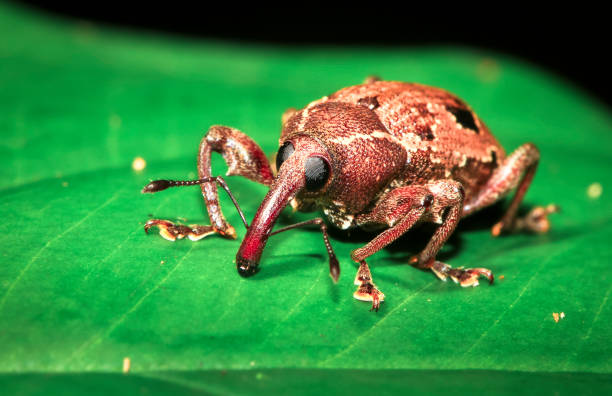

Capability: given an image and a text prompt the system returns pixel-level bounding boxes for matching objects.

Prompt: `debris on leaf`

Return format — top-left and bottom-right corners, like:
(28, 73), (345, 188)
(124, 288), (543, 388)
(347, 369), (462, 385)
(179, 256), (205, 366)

(499, 275), (505, 280)
(587, 182), (602, 199)
(122, 357), (130, 373)
(132, 157), (146, 171)
(552, 312), (565, 323)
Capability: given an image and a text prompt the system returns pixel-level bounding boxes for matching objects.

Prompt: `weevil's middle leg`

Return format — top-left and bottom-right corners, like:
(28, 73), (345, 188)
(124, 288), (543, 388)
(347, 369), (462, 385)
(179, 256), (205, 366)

(409, 180), (494, 287)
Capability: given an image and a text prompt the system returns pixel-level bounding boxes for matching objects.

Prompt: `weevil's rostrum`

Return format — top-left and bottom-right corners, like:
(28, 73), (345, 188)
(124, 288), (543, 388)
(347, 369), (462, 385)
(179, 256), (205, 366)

(142, 79), (557, 311)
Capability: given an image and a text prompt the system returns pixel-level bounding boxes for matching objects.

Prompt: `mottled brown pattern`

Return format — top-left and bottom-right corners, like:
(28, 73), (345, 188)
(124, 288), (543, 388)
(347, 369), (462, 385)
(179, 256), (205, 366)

(283, 81), (505, 219)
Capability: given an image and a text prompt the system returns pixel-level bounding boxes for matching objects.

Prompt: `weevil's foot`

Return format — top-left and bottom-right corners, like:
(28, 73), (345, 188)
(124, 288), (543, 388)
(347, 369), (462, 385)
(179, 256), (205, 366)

(492, 204), (560, 236)
(412, 257), (494, 287)
(144, 219), (222, 242)
(353, 283), (385, 311)
(352, 261), (385, 311)
(447, 266), (494, 287)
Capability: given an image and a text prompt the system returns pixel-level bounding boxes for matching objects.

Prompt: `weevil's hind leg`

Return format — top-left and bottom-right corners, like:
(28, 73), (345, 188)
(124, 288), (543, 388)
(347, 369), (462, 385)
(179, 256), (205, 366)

(353, 261), (385, 311)
(462, 143), (558, 236)
(144, 126), (275, 242)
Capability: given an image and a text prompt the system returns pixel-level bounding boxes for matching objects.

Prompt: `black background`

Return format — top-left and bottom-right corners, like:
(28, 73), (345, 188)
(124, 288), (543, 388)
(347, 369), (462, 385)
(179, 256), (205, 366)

(14, 1), (610, 107)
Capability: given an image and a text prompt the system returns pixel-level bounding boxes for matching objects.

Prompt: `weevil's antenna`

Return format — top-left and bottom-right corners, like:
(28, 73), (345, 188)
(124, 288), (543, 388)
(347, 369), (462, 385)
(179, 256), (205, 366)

(142, 177), (249, 229)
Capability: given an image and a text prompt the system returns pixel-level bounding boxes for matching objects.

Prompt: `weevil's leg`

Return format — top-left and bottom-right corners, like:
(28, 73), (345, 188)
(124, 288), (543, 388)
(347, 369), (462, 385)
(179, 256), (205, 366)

(363, 75), (382, 84)
(270, 218), (340, 282)
(144, 220), (216, 242)
(144, 125), (275, 241)
(353, 261), (385, 312)
(462, 143), (558, 236)
(351, 185), (433, 310)
(410, 180), (494, 287)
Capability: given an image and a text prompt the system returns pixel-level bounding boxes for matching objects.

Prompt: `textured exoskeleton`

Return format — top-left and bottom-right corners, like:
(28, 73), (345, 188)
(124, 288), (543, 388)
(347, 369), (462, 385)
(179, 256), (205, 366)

(143, 78), (557, 311)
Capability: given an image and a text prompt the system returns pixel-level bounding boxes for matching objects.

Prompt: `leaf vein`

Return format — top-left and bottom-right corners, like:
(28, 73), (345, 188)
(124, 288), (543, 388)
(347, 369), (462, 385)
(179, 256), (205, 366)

(0, 189), (123, 311)
(64, 244), (195, 367)
(319, 280), (435, 367)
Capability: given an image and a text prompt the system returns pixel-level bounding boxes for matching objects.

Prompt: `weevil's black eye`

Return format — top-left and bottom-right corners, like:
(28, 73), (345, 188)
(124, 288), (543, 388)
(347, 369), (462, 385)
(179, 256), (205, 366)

(276, 141), (295, 172)
(304, 156), (330, 191)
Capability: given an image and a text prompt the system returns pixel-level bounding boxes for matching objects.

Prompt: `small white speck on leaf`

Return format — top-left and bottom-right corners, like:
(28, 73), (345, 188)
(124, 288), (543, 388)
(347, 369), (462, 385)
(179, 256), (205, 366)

(132, 157), (146, 172)
(587, 182), (602, 199)
(122, 357), (130, 373)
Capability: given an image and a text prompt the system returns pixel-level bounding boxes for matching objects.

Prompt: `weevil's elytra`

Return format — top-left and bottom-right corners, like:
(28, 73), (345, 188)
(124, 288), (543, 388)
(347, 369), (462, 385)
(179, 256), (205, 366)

(142, 78), (558, 311)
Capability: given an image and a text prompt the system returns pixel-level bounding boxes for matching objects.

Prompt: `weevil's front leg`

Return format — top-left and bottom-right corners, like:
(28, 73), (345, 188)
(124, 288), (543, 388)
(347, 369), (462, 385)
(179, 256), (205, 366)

(144, 126), (275, 241)
(353, 261), (385, 311)
(410, 180), (494, 287)
(463, 143), (558, 236)
(351, 185), (433, 311)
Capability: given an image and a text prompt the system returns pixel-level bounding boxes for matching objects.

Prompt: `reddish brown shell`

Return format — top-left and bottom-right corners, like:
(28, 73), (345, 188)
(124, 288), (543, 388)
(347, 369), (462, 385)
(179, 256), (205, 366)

(281, 81), (506, 219)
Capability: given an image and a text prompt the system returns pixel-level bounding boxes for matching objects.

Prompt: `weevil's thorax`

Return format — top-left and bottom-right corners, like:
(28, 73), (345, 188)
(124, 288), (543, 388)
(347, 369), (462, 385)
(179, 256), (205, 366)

(282, 102), (407, 228)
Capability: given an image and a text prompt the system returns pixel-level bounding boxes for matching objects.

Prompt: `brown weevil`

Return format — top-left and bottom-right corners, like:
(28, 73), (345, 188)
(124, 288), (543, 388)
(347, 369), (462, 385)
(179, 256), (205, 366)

(142, 78), (558, 311)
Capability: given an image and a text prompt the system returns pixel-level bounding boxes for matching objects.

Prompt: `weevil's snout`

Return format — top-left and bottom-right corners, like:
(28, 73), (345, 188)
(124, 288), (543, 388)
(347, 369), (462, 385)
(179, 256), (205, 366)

(235, 137), (331, 277)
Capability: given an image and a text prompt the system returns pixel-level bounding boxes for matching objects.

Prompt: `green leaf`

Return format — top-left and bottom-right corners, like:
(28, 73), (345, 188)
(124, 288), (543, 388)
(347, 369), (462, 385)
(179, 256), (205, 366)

(1, 3), (611, 394)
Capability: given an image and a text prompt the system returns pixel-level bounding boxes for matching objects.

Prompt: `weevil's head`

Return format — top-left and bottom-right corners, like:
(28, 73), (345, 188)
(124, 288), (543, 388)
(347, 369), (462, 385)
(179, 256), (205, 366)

(235, 135), (332, 276)
(236, 101), (406, 277)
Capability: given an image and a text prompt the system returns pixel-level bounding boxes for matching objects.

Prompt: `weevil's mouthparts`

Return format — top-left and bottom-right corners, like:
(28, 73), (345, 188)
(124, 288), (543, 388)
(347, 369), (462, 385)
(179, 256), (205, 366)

(236, 256), (259, 277)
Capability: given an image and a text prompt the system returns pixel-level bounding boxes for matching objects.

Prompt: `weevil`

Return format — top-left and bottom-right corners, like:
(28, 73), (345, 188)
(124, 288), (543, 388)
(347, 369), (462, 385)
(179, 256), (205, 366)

(142, 77), (558, 311)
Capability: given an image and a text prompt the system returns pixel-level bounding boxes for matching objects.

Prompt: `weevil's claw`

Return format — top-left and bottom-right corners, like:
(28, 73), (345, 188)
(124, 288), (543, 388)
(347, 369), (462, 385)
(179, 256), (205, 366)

(144, 219), (217, 242)
(352, 261), (384, 311)
(492, 204), (559, 236)
(354, 283), (385, 312)
(414, 258), (494, 288)
(448, 267), (494, 287)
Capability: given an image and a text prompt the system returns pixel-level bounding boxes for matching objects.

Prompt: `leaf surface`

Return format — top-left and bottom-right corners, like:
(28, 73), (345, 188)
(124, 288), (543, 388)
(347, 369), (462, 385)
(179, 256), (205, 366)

(1, 3), (611, 394)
